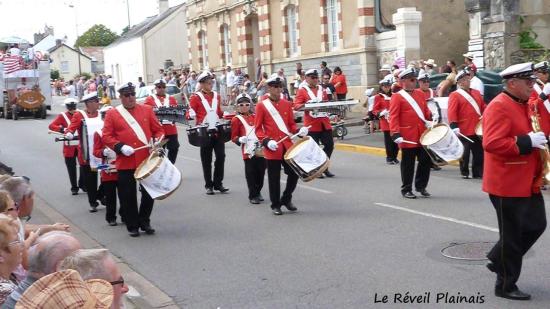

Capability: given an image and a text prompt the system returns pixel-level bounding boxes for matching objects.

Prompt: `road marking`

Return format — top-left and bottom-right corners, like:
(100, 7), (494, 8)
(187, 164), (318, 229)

(374, 202), (498, 233)
(281, 179), (333, 194)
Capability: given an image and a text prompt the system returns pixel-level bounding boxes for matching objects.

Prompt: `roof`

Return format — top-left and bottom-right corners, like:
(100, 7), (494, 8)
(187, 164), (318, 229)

(79, 47), (104, 62)
(48, 43), (92, 60)
(107, 3), (185, 48)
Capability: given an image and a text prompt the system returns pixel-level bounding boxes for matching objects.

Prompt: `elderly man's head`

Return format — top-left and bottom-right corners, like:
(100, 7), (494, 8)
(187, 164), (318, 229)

(60, 249), (128, 309)
(0, 176), (34, 218)
(27, 231), (81, 278)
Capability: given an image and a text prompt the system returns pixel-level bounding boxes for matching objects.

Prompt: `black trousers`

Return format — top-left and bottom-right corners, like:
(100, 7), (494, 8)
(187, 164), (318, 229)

(64, 156), (83, 191)
(336, 93), (347, 100)
(400, 147), (431, 193)
(101, 180), (124, 223)
(487, 194), (546, 291)
(244, 157), (266, 199)
(117, 170), (154, 231)
(81, 165), (98, 206)
(164, 134), (180, 164)
(200, 136), (225, 188)
(309, 130), (334, 159)
(383, 131), (399, 162)
(266, 159), (299, 209)
(459, 135), (483, 178)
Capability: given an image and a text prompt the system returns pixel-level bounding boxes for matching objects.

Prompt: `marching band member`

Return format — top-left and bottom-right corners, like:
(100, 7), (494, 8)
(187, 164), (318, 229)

(389, 68), (432, 199)
(372, 77), (398, 164)
(418, 72), (435, 100)
(483, 63), (547, 300)
(144, 79), (180, 163)
(65, 92), (103, 212)
(448, 68), (485, 179)
(231, 93), (266, 204)
(189, 71), (228, 195)
(293, 69), (335, 178)
(48, 98), (82, 195)
(529, 61), (550, 136)
(93, 105), (124, 226)
(255, 74), (306, 215)
(102, 82), (164, 237)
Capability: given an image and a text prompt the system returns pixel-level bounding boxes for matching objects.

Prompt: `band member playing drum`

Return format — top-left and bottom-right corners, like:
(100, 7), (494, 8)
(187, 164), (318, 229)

(448, 68), (485, 179)
(102, 82), (164, 237)
(144, 79), (180, 163)
(483, 63), (547, 300)
(255, 74), (307, 215)
(389, 68), (432, 199)
(373, 77), (398, 164)
(49, 98), (82, 195)
(529, 61), (550, 136)
(293, 69), (334, 178)
(65, 92), (102, 212)
(189, 71), (228, 195)
(418, 72), (435, 100)
(231, 93), (266, 204)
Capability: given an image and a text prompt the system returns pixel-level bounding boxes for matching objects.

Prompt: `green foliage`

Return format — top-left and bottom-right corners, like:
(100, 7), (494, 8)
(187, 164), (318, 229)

(519, 16), (544, 49)
(50, 69), (60, 80)
(73, 72), (92, 80)
(121, 25), (130, 35)
(74, 24), (119, 48)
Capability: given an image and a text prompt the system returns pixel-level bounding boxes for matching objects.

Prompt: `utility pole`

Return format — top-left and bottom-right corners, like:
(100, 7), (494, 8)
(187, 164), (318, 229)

(126, 0), (131, 30)
(68, 3), (82, 75)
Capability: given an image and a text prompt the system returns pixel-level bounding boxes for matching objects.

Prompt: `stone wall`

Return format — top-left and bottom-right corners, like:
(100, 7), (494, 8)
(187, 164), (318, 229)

(510, 49), (550, 64)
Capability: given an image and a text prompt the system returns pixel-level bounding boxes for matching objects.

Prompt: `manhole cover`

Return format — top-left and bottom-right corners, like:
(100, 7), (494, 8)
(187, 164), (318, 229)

(441, 242), (495, 261)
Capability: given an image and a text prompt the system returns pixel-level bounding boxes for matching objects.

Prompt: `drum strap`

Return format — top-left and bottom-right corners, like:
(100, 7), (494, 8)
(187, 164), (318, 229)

(235, 115), (255, 137)
(534, 83), (542, 95)
(398, 90), (427, 123)
(304, 84), (328, 118)
(380, 93), (390, 101)
(61, 112), (71, 125)
(456, 89), (481, 116)
(115, 105), (149, 146)
(196, 91), (219, 129)
(152, 94), (170, 107)
(428, 88), (434, 99)
(262, 99), (291, 136)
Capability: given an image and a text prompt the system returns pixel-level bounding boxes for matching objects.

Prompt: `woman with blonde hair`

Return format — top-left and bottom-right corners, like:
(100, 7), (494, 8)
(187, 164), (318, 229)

(0, 214), (22, 305)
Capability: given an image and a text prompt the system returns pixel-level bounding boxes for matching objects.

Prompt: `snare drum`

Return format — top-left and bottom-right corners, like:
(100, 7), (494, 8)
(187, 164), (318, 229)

(187, 125), (210, 147)
(134, 150), (182, 200)
(420, 124), (464, 165)
(216, 122), (232, 143)
(284, 136), (329, 182)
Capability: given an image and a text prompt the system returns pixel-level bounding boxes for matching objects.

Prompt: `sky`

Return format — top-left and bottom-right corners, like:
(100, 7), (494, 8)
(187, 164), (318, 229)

(0, 0), (185, 46)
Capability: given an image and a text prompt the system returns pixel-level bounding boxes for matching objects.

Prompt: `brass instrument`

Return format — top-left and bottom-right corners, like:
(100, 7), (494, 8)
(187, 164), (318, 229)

(530, 103), (550, 184)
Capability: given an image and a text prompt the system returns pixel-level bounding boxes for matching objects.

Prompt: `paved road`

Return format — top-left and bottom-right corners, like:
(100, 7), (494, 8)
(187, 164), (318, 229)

(0, 97), (549, 308)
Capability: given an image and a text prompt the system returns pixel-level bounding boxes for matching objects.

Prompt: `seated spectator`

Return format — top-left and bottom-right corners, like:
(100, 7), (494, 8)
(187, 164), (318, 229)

(60, 249), (129, 309)
(0, 214), (21, 305)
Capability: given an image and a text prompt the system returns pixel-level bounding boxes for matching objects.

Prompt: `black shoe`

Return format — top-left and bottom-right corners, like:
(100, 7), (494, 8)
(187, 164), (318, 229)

(386, 160), (396, 165)
(89, 204), (98, 213)
(318, 173), (325, 179)
(214, 186), (229, 193)
(495, 288), (531, 301)
(324, 170), (335, 178)
(206, 187), (214, 195)
(432, 165), (441, 171)
(257, 194), (265, 201)
(128, 229), (140, 237)
(417, 189), (431, 197)
(462, 175), (471, 179)
(140, 225), (156, 235)
(71, 188), (79, 195)
(108, 220), (117, 226)
(80, 187), (87, 193)
(283, 202), (298, 212)
(249, 197), (261, 204)
(402, 191), (417, 199)
(393, 159), (400, 164)
(272, 208), (283, 215)
(473, 175), (482, 179)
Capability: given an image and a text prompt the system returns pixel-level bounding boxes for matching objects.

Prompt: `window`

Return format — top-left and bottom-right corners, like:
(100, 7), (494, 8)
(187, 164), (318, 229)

(60, 61), (69, 73)
(222, 25), (232, 65)
(199, 31), (208, 68)
(326, 0), (338, 50)
(286, 5), (298, 56)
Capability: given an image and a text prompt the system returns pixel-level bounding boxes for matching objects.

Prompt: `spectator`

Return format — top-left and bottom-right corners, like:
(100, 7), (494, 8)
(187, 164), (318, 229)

(446, 60), (457, 74)
(101, 92), (112, 106)
(138, 77), (145, 88)
(276, 68), (288, 94)
(219, 68), (227, 105)
(424, 59), (437, 76)
(159, 69), (165, 80)
(468, 65), (485, 97)
(330, 66), (348, 100)
(320, 61), (332, 77)
(0, 214), (21, 305)
(321, 74), (336, 101)
(60, 249), (129, 309)
(226, 66), (236, 101)
(185, 72), (198, 96)
(107, 76), (116, 99)
(8, 45), (20, 56)
(256, 72), (268, 98)
(77, 78), (85, 101)
(234, 68), (244, 88)
(436, 65), (455, 97)
(67, 80), (76, 99)
(87, 79), (97, 94)
(463, 52), (476, 72)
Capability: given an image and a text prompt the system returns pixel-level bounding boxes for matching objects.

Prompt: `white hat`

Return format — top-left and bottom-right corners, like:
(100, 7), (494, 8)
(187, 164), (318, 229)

(63, 98), (78, 105)
(153, 79), (166, 85)
(462, 52), (474, 60)
(197, 71), (213, 83)
(398, 67), (417, 79)
(305, 69), (318, 76)
(499, 62), (536, 79)
(364, 88), (375, 97)
(455, 68), (471, 82)
(266, 73), (283, 85)
(379, 64), (392, 72)
(117, 82), (136, 92)
(236, 93), (252, 103)
(81, 91), (98, 103)
(425, 59), (437, 67)
(418, 71), (431, 81)
(379, 77), (392, 85)
(534, 61), (549, 72)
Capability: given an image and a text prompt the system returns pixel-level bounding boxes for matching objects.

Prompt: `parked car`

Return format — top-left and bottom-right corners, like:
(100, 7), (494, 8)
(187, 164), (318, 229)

(136, 84), (184, 105)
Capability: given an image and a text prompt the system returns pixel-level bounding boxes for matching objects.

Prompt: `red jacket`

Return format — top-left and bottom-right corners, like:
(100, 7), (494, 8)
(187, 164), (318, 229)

(48, 111), (78, 158)
(189, 91), (223, 125)
(102, 104), (164, 170)
(331, 74), (347, 94)
(92, 132), (117, 182)
(372, 93), (391, 131)
(422, 88), (435, 100)
(255, 98), (298, 160)
(482, 92), (543, 197)
(231, 113), (256, 160)
(528, 89), (550, 137)
(389, 89), (431, 149)
(144, 94), (178, 136)
(293, 86), (331, 132)
(448, 88), (485, 136)
(67, 110), (100, 165)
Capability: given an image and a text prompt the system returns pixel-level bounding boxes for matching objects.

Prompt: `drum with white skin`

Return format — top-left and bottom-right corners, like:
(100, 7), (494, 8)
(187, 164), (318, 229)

(134, 150), (182, 200)
(284, 136), (329, 182)
(420, 124), (464, 165)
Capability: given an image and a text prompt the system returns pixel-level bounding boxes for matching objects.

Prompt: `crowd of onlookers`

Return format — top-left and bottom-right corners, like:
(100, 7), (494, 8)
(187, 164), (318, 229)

(52, 74), (116, 105)
(0, 168), (128, 308)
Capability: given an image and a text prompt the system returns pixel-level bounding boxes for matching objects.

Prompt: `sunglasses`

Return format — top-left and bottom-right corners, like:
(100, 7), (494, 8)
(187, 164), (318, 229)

(110, 276), (125, 286)
(308, 76), (319, 79)
(237, 103), (251, 107)
(122, 92), (136, 98)
(156, 85), (166, 89)
(268, 84), (282, 88)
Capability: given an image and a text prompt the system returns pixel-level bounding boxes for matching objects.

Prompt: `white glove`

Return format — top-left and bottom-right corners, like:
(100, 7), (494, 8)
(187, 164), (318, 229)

(64, 132), (74, 140)
(543, 83), (550, 96)
(380, 109), (389, 117)
(161, 119), (172, 125)
(394, 137), (404, 144)
(298, 126), (309, 137)
(103, 148), (116, 157)
(425, 122), (434, 129)
(238, 136), (248, 144)
(120, 145), (135, 156)
(267, 140), (278, 151)
(452, 128), (460, 135)
(528, 131), (548, 149)
(188, 108), (196, 118)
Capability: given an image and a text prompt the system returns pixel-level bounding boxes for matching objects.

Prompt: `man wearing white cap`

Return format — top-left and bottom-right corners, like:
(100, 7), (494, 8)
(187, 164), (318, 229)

(373, 77), (398, 164)
(528, 61), (550, 136)
(389, 68), (432, 199)
(65, 92), (103, 212)
(483, 62), (547, 300)
(462, 52), (476, 72)
(189, 71), (228, 195)
(144, 79), (180, 164)
(448, 67), (485, 179)
(293, 69), (335, 178)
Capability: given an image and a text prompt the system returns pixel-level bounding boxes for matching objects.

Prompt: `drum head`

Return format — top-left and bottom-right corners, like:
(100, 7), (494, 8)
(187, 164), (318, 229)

(284, 136), (310, 160)
(420, 124), (449, 146)
(134, 153), (162, 180)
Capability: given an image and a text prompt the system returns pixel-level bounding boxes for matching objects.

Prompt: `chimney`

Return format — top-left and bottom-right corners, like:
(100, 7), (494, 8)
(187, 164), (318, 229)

(55, 39), (63, 46)
(159, 0), (169, 15)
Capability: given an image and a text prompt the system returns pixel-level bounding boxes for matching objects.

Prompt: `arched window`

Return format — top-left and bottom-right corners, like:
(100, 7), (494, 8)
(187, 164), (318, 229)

(286, 5), (298, 56)
(222, 24), (232, 66)
(326, 0), (339, 51)
(198, 30), (208, 68)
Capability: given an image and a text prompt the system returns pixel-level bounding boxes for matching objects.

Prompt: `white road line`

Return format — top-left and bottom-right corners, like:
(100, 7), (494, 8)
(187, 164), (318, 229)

(374, 202), (498, 233)
(281, 179), (333, 194)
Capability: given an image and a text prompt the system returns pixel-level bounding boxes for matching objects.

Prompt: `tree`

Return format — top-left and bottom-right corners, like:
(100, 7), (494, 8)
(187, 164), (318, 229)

(50, 69), (60, 80)
(74, 24), (119, 48)
(121, 25), (130, 36)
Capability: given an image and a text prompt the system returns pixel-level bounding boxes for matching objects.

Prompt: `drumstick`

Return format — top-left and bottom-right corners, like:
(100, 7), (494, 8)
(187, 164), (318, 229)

(401, 140), (418, 145)
(457, 132), (475, 143)
(133, 144), (152, 151)
(277, 126), (311, 144)
(48, 130), (64, 135)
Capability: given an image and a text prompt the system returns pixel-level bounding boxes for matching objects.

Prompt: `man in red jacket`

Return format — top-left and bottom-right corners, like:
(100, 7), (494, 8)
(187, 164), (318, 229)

(102, 82), (164, 237)
(448, 68), (485, 179)
(293, 69), (334, 177)
(189, 71), (228, 195)
(483, 63), (547, 300)
(528, 61), (550, 136)
(389, 68), (432, 199)
(372, 77), (398, 164)
(144, 79), (180, 163)
(255, 75), (306, 215)
(48, 98), (82, 195)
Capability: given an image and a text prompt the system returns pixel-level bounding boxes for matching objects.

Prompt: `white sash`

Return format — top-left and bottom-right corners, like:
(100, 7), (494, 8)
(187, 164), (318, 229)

(236, 115), (259, 157)
(196, 91), (219, 129)
(456, 88), (481, 116)
(115, 105), (149, 146)
(398, 89), (426, 123)
(428, 88), (434, 99)
(77, 110), (103, 168)
(534, 83), (542, 95)
(61, 112), (79, 146)
(304, 84), (328, 118)
(152, 94), (170, 107)
(262, 99), (291, 136)
(380, 93), (390, 101)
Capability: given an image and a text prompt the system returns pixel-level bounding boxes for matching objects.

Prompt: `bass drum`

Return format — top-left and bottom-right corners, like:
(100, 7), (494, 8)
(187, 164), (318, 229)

(187, 125), (210, 147)
(420, 124), (464, 166)
(216, 122), (232, 143)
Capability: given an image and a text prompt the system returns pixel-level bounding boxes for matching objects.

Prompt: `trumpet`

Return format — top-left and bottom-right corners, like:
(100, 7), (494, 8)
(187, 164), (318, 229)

(530, 103), (550, 184)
